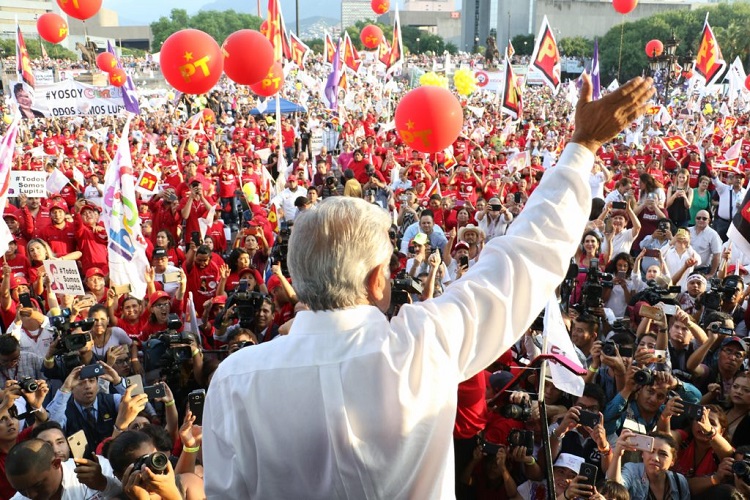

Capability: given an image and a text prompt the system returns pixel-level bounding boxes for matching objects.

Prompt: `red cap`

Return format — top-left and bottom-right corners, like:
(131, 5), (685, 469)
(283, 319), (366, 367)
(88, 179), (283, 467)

(238, 267), (264, 285)
(267, 274), (286, 293)
(148, 290), (170, 309)
(85, 267), (105, 280)
(10, 276), (28, 289)
(81, 202), (101, 213)
(287, 174), (298, 182)
(212, 295), (227, 305)
(49, 201), (67, 212)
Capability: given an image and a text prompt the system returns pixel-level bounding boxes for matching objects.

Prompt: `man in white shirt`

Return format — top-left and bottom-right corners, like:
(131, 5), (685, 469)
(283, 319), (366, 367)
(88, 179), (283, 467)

(203, 75), (655, 499)
(270, 175), (308, 222)
(712, 171), (747, 241)
(688, 210), (722, 277)
(604, 178), (634, 205)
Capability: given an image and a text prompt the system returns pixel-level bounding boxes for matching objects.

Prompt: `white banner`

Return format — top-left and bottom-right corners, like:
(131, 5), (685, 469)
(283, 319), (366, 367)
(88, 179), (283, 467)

(101, 116), (149, 299)
(57, 68), (89, 81)
(311, 130), (324, 156)
(43, 260), (85, 295)
(33, 69), (55, 85)
(543, 296), (585, 397)
(8, 171), (46, 198)
(11, 79), (125, 118)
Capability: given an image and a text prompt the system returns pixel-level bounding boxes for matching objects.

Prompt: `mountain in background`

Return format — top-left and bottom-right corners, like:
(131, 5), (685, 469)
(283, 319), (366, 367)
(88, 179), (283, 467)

(199, 0), (342, 21)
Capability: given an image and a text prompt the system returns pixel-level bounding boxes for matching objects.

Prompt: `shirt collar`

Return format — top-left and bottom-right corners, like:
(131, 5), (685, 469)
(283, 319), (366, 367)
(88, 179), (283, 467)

(290, 305), (387, 335)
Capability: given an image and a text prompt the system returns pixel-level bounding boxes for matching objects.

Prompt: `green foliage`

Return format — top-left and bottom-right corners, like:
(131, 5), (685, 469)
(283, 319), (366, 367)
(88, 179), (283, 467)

(150, 8), (262, 48)
(1, 38), (77, 60)
(558, 37), (593, 59)
(341, 19), (455, 55)
(511, 34), (535, 56)
(600, 3), (750, 82)
(306, 38), (324, 54)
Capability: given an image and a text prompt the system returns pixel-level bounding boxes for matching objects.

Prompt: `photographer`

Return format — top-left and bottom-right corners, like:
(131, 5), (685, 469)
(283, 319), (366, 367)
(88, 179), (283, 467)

(677, 273), (707, 316)
(587, 334), (635, 402)
(460, 444), (521, 499)
(606, 430), (689, 500)
(0, 335), (44, 387)
(686, 325), (744, 401)
(658, 401), (733, 494)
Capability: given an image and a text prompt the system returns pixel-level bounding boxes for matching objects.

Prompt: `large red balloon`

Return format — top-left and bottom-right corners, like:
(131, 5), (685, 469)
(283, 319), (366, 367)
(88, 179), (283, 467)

(109, 67), (126, 87)
(37, 13), (68, 44)
(250, 62), (284, 97)
(612, 0), (637, 14)
(745, 75), (750, 92)
(56, 0), (102, 21)
(360, 25), (384, 50)
(223, 30), (275, 86)
(371, 0), (390, 15)
(160, 29), (224, 95)
(96, 52), (117, 72)
(645, 39), (663, 57)
(395, 86), (463, 154)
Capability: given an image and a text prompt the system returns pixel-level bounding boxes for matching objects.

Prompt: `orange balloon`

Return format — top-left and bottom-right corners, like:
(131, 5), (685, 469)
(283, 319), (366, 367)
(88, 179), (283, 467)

(371, 0), (390, 15)
(109, 67), (126, 87)
(645, 39), (663, 57)
(96, 52), (117, 72)
(612, 0), (637, 14)
(250, 62), (284, 97)
(56, 0), (102, 21)
(202, 108), (216, 123)
(395, 86), (464, 153)
(223, 30), (275, 86)
(360, 25), (384, 50)
(37, 13), (68, 44)
(160, 29), (224, 95)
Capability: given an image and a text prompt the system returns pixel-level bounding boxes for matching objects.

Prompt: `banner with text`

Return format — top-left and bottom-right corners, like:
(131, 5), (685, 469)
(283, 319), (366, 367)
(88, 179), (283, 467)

(43, 260), (85, 295)
(10, 79), (126, 118)
(8, 171), (46, 198)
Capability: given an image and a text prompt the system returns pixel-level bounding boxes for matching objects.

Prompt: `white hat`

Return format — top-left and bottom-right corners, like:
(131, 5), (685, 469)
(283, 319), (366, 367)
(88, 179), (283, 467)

(458, 224), (485, 242)
(553, 453), (584, 474)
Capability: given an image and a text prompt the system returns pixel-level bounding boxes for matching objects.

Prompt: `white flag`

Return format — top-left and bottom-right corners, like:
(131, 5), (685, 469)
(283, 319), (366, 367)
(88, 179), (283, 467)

(45, 169), (69, 194)
(101, 116), (150, 299)
(0, 114), (20, 256)
(543, 296), (585, 397)
(607, 79), (619, 92)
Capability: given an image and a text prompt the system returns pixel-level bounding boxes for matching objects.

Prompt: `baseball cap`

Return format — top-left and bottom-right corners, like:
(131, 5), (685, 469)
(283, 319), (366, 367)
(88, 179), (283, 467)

(238, 267), (264, 285)
(413, 233), (428, 246)
(148, 290), (170, 309)
(81, 202), (101, 213)
(454, 241), (470, 252)
(212, 295), (227, 305)
(721, 336), (747, 352)
(266, 274), (290, 294)
(10, 276), (28, 290)
(3, 213), (18, 222)
(49, 201), (67, 212)
(553, 453), (584, 474)
(152, 247), (168, 260)
(85, 267), (105, 280)
(287, 174), (298, 182)
(488, 370), (513, 391)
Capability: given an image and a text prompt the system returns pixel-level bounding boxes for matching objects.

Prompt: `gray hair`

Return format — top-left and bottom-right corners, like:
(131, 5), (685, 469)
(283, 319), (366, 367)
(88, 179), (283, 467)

(288, 197), (393, 311)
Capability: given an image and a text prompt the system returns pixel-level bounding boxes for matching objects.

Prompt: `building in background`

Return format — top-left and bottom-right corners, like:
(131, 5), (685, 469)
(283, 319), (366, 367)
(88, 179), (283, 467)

(404, 0), (454, 11)
(342, 0), (378, 28)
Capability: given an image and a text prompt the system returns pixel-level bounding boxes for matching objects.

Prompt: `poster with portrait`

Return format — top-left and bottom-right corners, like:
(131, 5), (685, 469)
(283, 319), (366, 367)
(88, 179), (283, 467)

(10, 79), (125, 120)
(43, 260), (85, 295)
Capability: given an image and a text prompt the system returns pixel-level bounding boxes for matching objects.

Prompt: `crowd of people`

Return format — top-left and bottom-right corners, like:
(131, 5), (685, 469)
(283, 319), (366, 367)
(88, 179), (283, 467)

(0, 43), (745, 500)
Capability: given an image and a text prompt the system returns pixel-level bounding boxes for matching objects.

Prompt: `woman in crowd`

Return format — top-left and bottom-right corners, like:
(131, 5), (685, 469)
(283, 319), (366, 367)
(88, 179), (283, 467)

(603, 252), (639, 318)
(154, 229), (185, 268)
(663, 229), (701, 290)
(690, 175), (712, 226)
(666, 169), (693, 228)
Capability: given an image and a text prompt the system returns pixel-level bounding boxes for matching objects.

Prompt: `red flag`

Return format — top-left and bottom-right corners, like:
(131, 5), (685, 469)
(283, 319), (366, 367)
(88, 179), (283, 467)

(268, 204), (281, 233)
(529, 16), (561, 93)
(343, 32), (361, 73)
(378, 38), (391, 67)
(694, 13), (727, 87)
(324, 33), (336, 66)
(660, 136), (689, 158)
(506, 39), (515, 59)
(16, 25), (34, 88)
(289, 32), (310, 68)
(387, 8), (403, 74)
(266, 0), (291, 63)
(501, 56), (522, 119)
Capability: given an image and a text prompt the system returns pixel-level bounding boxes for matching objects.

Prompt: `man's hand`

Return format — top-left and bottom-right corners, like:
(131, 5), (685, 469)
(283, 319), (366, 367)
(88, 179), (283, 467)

(179, 410), (203, 448)
(74, 457), (108, 491)
(23, 379), (48, 409)
(98, 361), (121, 386)
(571, 74), (654, 154)
(61, 366), (83, 393)
(115, 384), (148, 430)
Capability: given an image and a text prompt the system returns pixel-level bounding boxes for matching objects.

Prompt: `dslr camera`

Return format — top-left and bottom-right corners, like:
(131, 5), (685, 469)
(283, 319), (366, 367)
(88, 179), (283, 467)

(132, 452), (169, 475)
(18, 377), (38, 393)
(734, 454), (750, 484)
(500, 401), (532, 421)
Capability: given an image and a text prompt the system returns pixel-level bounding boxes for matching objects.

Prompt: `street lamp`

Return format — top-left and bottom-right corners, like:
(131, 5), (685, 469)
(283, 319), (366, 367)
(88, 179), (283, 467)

(474, 36), (479, 54)
(416, 37), (420, 54)
(646, 31), (694, 104)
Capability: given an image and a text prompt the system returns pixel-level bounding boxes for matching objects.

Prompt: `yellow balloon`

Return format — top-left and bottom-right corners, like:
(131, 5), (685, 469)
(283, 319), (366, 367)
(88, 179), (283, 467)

(2, 115), (11, 124)
(419, 72), (448, 89)
(453, 68), (477, 96)
(295, 82), (302, 90)
(187, 141), (199, 155)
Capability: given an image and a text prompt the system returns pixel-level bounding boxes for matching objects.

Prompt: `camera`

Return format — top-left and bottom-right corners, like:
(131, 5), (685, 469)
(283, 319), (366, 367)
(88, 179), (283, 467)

(132, 452), (169, 475)
(143, 314), (195, 377)
(709, 324), (734, 336)
(698, 276), (740, 313)
(269, 221), (292, 277)
(390, 270), (424, 308)
(500, 402), (532, 421)
(602, 340), (618, 357)
(634, 368), (655, 386)
(629, 280), (680, 308)
(18, 377), (38, 393)
(580, 259), (614, 310)
(63, 332), (93, 352)
(508, 429), (534, 453)
(734, 456), (750, 484)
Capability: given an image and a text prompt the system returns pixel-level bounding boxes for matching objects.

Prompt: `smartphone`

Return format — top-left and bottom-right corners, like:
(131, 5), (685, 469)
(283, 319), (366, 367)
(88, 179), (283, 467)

(640, 305), (663, 321)
(616, 271), (627, 280)
(455, 200), (465, 207)
(112, 284), (132, 295)
(191, 231), (201, 246)
(458, 255), (469, 268)
(612, 201), (627, 210)
(604, 218), (614, 234)
(125, 375), (144, 396)
(653, 349), (667, 362)
(660, 304), (678, 316)
(579, 463), (598, 487)
(644, 248), (661, 258)
(144, 383), (165, 400)
(67, 430), (88, 460)
(681, 401), (705, 420)
(627, 434), (655, 452)
(578, 410), (600, 428)
(188, 389), (206, 425)
(619, 346), (634, 358)
(163, 271), (181, 283)
(79, 363), (104, 380)
(18, 292), (32, 308)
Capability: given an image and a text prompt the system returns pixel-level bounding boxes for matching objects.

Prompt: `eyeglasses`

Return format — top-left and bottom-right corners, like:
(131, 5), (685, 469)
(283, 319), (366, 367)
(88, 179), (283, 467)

(695, 216), (709, 221)
(152, 302), (170, 309)
(722, 348), (744, 359)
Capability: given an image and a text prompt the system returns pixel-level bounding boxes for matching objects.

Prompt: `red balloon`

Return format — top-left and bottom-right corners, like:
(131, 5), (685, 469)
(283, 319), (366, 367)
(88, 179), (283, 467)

(250, 62), (284, 97)
(612, 0), (637, 14)
(395, 86), (463, 154)
(56, 0), (102, 21)
(645, 39), (664, 57)
(96, 52), (117, 72)
(745, 76), (750, 92)
(360, 25), (384, 50)
(371, 0), (390, 15)
(160, 29), (224, 95)
(109, 67), (126, 87)
(260, 20), (269, 37)
(202, 108), (216, 123)
(37, 13), (68, 44)
(222, 30), (275, 86)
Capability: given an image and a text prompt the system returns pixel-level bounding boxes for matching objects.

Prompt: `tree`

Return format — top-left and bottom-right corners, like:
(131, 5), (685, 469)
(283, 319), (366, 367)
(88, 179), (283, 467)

(558, 37), (593, 59)
(511, 34), (535, 56)
(150, 8), (262, 49)
(306, 38), (324, 55)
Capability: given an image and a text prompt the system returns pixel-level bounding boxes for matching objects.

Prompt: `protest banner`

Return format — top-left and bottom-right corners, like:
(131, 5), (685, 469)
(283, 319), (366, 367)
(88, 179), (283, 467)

(8, 171), (46, 198)
(135, 169), (160, 196)
(311, 130), (324, 156)
(33, 70), (55, 85)
(10, 79), (126, 117)
(43, 260), (85, 295)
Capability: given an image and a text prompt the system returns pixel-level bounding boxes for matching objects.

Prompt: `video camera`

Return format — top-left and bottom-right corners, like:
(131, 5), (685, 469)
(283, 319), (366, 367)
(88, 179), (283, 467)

(48, 308), (95, 375)
(580, 259), (614, 310)
(269, 221), (292, 277)
(390, 270), (424, 308)
(143, 314), (194, 377)
(697, 276), (740, 313)
(629, 279), (680, 308)
(215, 279), (266, 330)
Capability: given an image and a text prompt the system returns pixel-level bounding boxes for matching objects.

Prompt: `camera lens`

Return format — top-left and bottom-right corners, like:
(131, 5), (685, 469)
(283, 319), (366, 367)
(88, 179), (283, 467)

(634, 369), (654, 386)
(149, 452), (169, 473)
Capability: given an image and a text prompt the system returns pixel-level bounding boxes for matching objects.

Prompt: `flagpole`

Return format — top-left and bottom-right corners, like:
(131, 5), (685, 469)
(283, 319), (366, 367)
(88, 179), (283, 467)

(537, 338), (556, 500)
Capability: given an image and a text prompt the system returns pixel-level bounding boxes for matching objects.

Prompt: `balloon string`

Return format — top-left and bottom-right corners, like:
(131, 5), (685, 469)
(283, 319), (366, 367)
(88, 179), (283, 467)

(617, 22), (624, 82)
